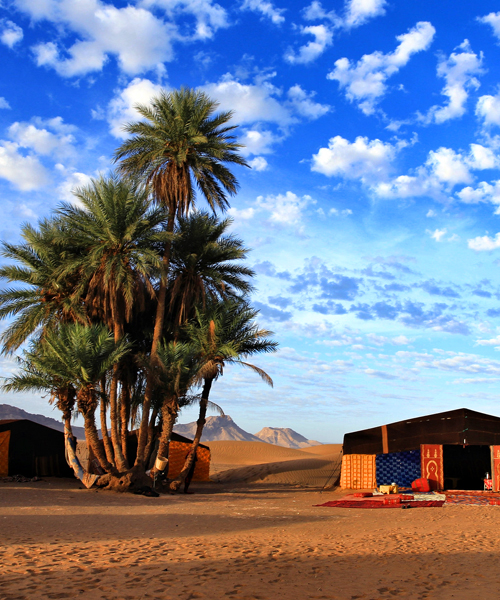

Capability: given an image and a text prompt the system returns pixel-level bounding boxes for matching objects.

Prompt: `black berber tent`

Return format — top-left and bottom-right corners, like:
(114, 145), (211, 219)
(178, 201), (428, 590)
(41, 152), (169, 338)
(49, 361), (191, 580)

(342, 408), (500, 491)
(0, 419), (73, 478)
(343, 408), (500, 455)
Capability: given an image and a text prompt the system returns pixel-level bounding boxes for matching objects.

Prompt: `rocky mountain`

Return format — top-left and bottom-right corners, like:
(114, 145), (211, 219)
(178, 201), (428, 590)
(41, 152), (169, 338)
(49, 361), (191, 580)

(254, 427), (321, 449)
(0, 403), (86, 438)
(1, 404), (322, 449)
(174, 415), (321, 448)
(174, 415), (262, 442)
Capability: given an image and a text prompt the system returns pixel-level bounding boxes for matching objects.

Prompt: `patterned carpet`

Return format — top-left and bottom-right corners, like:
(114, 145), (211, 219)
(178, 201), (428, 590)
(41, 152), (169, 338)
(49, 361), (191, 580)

(443, 491), (500, 506)
(316, 494), (445, 509)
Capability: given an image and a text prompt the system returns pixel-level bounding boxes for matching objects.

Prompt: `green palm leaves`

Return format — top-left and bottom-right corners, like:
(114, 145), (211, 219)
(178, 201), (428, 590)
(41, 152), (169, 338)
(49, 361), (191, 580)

(114, 88), (248, 214)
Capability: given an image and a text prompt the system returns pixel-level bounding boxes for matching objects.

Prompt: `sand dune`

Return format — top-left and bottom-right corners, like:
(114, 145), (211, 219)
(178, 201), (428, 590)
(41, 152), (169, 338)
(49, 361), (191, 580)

(208, 440), (342, 487)
(300, 443), (342, 455)
(207, 440), (311, 465)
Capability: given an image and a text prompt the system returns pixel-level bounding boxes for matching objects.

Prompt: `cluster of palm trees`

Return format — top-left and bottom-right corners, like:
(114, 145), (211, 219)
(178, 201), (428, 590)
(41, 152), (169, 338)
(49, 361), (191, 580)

(0, 88), (278, 492)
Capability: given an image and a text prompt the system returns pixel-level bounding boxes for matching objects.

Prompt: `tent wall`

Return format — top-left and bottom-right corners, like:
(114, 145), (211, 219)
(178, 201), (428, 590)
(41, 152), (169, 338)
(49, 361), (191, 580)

(0, 430), (10, 477)
(343, 408), (500, 455)
(124, 429), (211, 481)
(167, 441), (211, 481)
(340, 454), (376, 489)
(492, 446), (500, 492)
(0, 420), (73, 477)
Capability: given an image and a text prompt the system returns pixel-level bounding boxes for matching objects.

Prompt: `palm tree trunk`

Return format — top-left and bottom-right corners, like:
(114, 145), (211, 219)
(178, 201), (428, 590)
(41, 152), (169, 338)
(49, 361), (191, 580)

(99, 395), (115, 467)
(151, 398), (178, 475)
(109, 363), (128, 471)
(135, 212), (175, 467)
(169, 378), (212, 492)
(78, 387), (118, 476)
(144, 406), (159, 467)
(120, 379), (131, 460)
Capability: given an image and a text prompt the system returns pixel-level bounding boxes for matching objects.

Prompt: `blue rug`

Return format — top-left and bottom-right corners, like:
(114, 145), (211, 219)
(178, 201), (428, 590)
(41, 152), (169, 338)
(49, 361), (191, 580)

(376, 450), (421, 488)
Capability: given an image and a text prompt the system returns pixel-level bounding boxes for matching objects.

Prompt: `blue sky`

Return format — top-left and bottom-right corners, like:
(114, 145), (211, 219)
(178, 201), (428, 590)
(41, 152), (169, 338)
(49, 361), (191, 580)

(3, 0), (500, 442)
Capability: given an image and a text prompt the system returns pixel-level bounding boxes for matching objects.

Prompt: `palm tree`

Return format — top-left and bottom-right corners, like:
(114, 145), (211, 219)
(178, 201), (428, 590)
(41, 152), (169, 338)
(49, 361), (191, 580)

(114, 87), (248, 467)
(169, 300), (277, 492)
(0, 218), (87, 354)
(5, 323), (131, 475)
(148, 340), (200, 474)
(167, 211), (254, 331)
(55, 175), (169, 471)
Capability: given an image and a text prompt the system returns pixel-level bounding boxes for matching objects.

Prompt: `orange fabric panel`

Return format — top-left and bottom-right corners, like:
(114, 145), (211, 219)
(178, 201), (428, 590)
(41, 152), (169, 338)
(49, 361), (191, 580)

(167, 441), (211, 481)
(420, 444), (444, 490)
(492, 446), (500, 492)
(340, 454), (376, 489)
(0, 430), (10, 477)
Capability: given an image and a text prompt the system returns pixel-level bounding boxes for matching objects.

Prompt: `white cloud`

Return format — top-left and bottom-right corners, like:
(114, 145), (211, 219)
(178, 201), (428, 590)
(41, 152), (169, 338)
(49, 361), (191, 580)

(426, 147), (472, 185)
(327, 21), (435, 115)
(367, 333), (413, 346)
(427, 228), (447, 242)
(56, 169), (93, 203)
(0, 19), (23, 48)
(419, 40), (483, 125)
(239, 129), (279, 156)
(201, 76), (294, 126)
(476, 92), (500, 127)
(227, 206), (257, 221)
(426, 209), (436, 217)
(286, 85), (330, 119)
(257, 191), (314, 224)
(329, 207), (352, 216)
(8, 119), (76, 158)
(457, 181), (500, 212)
(302, 1), (337, 23)
(241, 0), (285, 24)
(0, 141), (49, 191)
(0, 97), (10, 109)
(343, 0), (386, 29)
(107, 77), (164, 138)
(18, 0), (177, 77)
(248, 156), (268, 171)
(476, 335), (500, 347)
(284, 24), (333, 65)
(467, 232), (500, 251)
(376, 144), (495, 201)
(142, 0), (229, 40)
(311, 135), (398, 181)
(302, 0), (385, 29)
(478, 12), (500, 42)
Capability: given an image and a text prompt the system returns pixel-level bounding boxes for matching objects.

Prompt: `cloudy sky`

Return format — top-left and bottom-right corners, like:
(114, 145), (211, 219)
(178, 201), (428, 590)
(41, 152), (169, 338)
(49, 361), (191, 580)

(2, 0), (500, 442)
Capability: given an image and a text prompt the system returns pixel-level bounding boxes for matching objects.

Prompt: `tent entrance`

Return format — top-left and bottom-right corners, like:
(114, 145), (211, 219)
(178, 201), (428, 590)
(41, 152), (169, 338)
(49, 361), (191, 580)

(443, 445), (491, 490)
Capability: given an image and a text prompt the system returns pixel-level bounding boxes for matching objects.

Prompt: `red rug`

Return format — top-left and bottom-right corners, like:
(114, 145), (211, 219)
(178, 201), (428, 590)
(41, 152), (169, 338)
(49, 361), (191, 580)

(315, 494), (444, 509)
(316, 499), (444, 508)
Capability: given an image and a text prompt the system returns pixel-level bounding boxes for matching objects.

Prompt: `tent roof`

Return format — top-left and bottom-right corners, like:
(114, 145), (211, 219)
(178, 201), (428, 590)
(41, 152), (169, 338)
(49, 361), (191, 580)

(343, 407), (500, 455)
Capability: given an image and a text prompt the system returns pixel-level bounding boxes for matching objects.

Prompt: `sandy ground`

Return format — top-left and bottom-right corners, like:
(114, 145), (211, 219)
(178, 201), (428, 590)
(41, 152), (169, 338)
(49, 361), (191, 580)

(2, 442), (500, 600)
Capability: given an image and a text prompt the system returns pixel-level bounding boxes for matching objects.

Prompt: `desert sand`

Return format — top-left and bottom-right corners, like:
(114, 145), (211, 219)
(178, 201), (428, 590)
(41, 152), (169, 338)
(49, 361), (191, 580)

(207, 441), (342, 487)
(2, 441), (500, 600)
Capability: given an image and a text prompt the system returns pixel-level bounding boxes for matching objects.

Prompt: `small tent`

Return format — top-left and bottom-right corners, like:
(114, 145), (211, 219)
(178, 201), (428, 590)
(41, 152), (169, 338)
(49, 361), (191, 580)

(0, 419), (73, 478)
(85, 429), (211, 481)
(340, 408), (500, 491)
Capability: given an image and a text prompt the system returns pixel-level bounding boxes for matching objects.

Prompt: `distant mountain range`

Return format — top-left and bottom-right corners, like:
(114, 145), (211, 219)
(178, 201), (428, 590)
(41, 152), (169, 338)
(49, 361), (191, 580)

(0, 404), (321, 449)
(253, 426), (321, 449)
(0, 403), (86, 438)
(174, 416), (321, 448)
